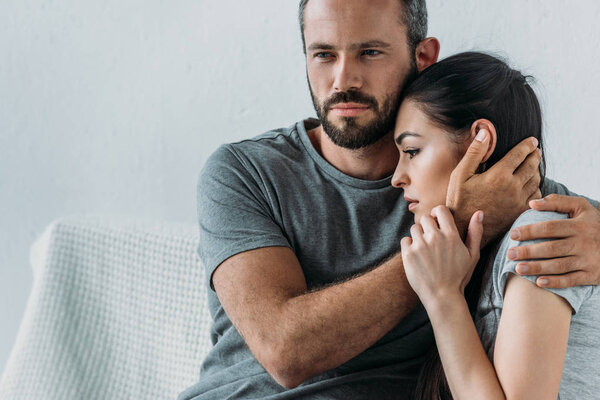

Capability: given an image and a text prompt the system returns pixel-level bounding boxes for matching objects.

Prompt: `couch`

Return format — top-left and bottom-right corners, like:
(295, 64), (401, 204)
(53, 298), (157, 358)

(0, 215), (212, 399)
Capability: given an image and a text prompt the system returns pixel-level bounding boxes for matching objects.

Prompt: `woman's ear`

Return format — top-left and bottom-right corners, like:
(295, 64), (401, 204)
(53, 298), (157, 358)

(469, 119), (497, 163)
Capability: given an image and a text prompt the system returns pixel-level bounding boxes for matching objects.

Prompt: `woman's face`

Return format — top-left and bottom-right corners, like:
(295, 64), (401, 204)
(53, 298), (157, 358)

(392, 100), (466, 224)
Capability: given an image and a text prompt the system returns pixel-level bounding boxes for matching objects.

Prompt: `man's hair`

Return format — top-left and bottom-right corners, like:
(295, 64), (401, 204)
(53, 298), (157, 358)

(298, 0), (428, 55)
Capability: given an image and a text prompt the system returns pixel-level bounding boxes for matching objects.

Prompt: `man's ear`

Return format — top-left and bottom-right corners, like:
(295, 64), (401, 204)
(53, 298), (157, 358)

(415, 37), (440, 72)
(469, 119), (497, 163)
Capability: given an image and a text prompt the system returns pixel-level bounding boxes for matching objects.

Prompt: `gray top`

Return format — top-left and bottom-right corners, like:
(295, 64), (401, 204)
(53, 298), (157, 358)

(476, 209), (600, 399)
(179, 119), (587, 400)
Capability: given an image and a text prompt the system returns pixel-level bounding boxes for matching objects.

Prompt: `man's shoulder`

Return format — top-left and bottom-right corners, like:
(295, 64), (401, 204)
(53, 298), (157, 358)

(541, 177), (571, 197)
(201, 119), (314, 181)
(223, 120), (308, 159)
(541, 178), (598, 207)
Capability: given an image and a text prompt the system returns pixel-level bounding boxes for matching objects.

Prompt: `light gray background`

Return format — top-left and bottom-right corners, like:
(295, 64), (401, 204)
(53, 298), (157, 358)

(1, 0), (600, 372)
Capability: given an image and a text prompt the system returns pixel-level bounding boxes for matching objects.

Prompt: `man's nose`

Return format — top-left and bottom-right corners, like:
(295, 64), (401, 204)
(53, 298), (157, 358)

(333, 55), (363, 92)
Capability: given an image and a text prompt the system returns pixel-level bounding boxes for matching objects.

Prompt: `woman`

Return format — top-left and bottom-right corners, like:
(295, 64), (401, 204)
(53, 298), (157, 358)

(391, 52), (600, 399)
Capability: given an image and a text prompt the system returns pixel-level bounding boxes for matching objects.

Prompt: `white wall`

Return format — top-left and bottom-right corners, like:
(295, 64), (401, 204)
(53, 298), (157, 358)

(1, 0), (599, 372)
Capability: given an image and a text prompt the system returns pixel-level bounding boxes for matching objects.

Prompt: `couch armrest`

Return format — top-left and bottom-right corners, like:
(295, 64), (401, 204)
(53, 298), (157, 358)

(0, 215), (212, 400)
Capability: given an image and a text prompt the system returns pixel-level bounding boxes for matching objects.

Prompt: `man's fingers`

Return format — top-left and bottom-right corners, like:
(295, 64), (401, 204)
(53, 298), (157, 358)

(465, 211), (484, 257)
(513, 148), (542, 187)
(507, 238), (574, 260)
(451, 129), (490, 183)
(535, 271), (588, 289)
(515, 256), (576, 276)
(529, 194), (589, 216)
(491, 137), (538, 174)
(510, 219), (577, 241)
(526, 187), (542, 203)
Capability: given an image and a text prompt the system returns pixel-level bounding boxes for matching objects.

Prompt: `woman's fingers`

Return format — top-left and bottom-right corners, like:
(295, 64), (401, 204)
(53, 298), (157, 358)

(400, 236), (412, 250)
(420, 215), (439, 236)
(430, 205), (459, 236)
(410, 223), (424, 243)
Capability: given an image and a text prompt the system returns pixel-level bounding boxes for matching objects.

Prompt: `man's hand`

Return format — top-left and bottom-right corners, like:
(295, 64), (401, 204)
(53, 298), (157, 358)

(507, 194), (600, 288)
(446, 131), (541, 245)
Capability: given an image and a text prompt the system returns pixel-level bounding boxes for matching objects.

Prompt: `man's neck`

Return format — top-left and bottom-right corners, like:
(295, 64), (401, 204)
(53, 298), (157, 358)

(306, 125), (399, 181)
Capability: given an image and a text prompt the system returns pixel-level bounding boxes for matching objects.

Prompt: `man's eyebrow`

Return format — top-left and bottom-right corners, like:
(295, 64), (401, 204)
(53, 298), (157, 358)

(352, 40), (392, 50)
(307, 40), (392, 52)
(307, 42), (335, 51)
(395, 132), (421, 145)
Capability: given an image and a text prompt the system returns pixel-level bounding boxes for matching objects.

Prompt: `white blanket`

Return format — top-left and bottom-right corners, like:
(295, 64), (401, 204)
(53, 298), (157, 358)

(0, 215), (212, 399)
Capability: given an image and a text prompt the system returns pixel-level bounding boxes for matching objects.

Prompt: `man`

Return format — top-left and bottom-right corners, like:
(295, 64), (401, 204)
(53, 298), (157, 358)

(178, 0), (600, 398)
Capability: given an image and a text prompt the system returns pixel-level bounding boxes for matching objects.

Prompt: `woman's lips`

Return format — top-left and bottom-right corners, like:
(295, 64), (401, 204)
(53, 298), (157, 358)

(404, 196), (419, 211)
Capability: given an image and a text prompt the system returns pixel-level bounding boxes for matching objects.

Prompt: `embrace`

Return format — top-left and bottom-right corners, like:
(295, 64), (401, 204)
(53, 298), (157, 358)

(179, 1), (600, 399)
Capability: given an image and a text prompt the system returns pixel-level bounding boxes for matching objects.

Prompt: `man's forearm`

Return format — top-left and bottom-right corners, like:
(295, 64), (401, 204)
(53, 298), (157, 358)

(265, 253), (418, 388)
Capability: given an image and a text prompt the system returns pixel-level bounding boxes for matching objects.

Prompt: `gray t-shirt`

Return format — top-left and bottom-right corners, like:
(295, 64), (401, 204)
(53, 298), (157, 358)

(179, 119), (587, 400)
(476, 210), (600, 399)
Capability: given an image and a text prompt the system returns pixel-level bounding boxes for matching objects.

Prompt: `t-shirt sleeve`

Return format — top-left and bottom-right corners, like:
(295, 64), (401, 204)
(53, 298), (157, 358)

(542, 177), (598, 208)
(494, 210), (594, 314)
(197, 144), (292, 290)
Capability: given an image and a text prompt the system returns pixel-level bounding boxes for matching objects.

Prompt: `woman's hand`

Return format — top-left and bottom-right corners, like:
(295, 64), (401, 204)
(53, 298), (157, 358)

(401, 206), (484, 308)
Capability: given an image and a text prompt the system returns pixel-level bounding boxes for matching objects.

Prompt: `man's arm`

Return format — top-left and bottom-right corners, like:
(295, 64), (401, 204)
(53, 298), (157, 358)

(212, 247), (417, 389)
(203, 137), (540, 389)
(446, 131), (600, 288)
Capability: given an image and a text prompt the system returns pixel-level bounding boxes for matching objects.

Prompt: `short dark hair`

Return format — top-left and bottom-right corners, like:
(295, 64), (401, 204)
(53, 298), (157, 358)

(298, 0), (428, 55)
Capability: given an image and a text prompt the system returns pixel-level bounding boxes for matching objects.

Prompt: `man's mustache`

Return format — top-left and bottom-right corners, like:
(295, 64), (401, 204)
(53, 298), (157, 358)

(323, 91), (378, 111)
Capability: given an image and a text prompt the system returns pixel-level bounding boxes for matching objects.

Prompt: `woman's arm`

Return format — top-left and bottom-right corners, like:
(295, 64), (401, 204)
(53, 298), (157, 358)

(425, 293), (506, 399)
(402, 206), (572, 400)
(493, 274), (571, 399)
(424, 274), (571, 400)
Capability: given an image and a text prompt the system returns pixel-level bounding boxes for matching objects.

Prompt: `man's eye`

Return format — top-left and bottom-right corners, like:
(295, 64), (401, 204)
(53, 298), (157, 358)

(403, 149), (419, 159)
(362, 49), (381, 56)
(315, 52), (333, 59)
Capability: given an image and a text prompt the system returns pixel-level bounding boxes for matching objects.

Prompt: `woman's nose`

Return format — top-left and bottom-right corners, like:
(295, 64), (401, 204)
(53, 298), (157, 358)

(391, 166), (409, 188)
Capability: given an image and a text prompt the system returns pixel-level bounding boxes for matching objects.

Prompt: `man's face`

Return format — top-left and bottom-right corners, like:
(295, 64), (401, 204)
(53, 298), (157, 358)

(303, 0), (417, 149)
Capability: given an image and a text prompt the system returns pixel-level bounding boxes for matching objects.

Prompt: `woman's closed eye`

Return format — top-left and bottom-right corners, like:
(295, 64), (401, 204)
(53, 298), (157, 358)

(402, 149), (420, 159)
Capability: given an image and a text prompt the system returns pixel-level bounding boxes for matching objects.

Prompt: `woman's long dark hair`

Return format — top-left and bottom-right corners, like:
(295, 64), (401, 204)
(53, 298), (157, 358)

(402, 52), (546, 400)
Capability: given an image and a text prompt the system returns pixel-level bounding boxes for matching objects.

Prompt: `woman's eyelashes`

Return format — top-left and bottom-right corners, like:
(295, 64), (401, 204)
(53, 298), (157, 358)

(402, 148), (420, 159)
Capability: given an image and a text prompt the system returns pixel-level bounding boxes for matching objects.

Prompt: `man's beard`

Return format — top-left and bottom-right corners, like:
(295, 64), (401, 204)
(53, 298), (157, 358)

(308, 63), (419, 150)
(309, 83), (405, 150)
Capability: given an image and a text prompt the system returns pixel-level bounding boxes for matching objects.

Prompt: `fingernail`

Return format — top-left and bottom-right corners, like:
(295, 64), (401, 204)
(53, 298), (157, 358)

(475, 129), (487, 142)
(478, 211), (484, 223)
(507, 249), (517, 260)
(510, 229), (520, 240)
(538, 278), (549, 286)
(531, 137), (539, 147)
(517, 264), (529, 274)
